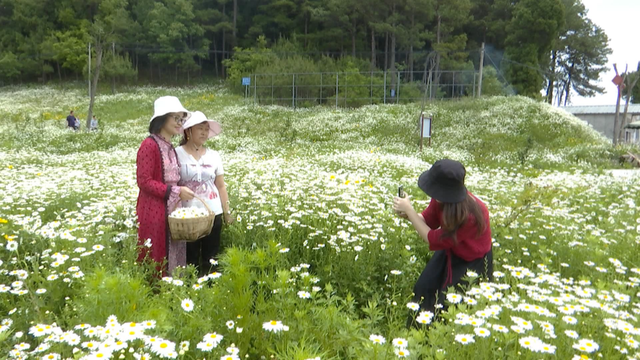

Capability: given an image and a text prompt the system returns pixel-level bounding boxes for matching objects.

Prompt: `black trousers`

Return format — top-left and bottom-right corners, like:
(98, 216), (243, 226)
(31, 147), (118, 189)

(407, 249), (493, 328)
(187, 214), (223, 275)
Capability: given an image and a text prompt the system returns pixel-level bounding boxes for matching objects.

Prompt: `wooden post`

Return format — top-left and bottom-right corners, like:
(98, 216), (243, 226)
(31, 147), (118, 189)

(613, 64), (626, 145)
(428, 114), (432, 147)
(420, 113), (424, 152)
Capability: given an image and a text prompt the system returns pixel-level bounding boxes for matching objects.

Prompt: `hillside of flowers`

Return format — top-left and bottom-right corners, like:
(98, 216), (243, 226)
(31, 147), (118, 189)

(0, 85), (639, 360)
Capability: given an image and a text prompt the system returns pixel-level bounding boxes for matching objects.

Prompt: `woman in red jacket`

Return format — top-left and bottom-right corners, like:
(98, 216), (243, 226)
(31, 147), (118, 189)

(136, 96), (195, 275)
(393, 159), (493, 326)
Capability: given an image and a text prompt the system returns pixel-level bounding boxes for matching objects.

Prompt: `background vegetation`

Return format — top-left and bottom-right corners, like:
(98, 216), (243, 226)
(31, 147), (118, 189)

(0, 0), (618, 105)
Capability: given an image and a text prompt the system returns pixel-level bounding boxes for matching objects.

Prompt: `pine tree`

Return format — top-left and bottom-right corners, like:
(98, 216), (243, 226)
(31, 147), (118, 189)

(546, 0), (610, 105)
(505, 0), (564, 98)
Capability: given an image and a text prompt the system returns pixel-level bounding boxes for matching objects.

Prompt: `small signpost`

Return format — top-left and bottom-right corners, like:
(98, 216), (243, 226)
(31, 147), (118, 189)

(419, 112), (432, 151)
(242, 77), (251, 98)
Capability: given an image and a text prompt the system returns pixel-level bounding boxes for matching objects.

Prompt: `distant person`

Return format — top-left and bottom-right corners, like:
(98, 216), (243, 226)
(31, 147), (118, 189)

(392, 159), (493, 328)
(90, 115), (98, 131)
(136, 96), (194, 276)
(177, 110), (232, 276)
(66, 111), (78, 130)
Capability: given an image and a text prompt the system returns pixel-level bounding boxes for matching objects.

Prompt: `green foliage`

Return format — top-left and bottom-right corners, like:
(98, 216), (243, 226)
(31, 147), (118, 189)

(50, 27), (91, 74)
(546, 0), (611, 105)
(101, 52), (137, 82)
(505, 0), (565, 97)
(0, 52), (21, 80)
(481, 66), (508, 96)
(628, 71), (640, 104)
(0, 0), (612, 106)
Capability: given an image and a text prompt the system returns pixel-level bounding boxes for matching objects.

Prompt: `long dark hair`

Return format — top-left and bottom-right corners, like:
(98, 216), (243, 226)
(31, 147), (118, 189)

(440, 194), (486, 242)
(149, 114), (169, 134)
(179, 128), (189, 146)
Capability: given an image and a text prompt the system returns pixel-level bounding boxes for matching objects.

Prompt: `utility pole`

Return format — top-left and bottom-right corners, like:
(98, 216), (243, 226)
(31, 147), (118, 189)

(477, 42), (485, 97)
(88, 43), (91, 98)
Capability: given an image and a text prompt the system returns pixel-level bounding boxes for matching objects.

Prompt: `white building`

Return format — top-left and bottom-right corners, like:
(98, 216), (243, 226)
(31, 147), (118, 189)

(560, 105), (640, 140)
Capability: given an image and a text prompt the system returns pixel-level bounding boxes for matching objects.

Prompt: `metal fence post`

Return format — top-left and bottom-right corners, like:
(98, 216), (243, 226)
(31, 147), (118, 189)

(452, 72), (456, 99)
(320, 72), (323, 104)
(370, 71), (373, 105)
(344, 73), (347, 107)
(292, 73), (296, 109)
(271, 74), (274, 105)
(397, 71), (401, 103)
(335, 72), (339, 109)
(383, 70), (387, 104)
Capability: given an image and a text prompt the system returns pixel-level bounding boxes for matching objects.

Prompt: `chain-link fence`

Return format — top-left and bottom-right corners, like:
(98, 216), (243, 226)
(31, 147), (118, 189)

(236, 70), (478, 108)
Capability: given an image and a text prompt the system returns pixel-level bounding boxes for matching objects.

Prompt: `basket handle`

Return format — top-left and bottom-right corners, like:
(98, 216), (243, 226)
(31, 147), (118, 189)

(192, 195), (214, 216)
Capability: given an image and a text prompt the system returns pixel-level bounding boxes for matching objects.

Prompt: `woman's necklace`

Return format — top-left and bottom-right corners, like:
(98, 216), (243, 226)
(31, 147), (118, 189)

(192, 143), (201, 153)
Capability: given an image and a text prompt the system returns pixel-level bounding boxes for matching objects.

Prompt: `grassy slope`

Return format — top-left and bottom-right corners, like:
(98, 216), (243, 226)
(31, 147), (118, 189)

(0, 85), (629, 169)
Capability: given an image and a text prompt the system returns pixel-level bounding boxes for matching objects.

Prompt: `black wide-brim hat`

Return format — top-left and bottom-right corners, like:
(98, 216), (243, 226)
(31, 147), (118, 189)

(418, 159), (468, 203)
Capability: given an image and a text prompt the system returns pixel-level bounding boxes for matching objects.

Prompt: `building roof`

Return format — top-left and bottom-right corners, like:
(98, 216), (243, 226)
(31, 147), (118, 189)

(626, 121), (640, 129)
(560, 105), (640, 115)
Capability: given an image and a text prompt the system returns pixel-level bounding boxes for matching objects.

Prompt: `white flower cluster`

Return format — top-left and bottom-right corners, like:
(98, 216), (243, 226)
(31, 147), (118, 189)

(169, 207), (209, 219)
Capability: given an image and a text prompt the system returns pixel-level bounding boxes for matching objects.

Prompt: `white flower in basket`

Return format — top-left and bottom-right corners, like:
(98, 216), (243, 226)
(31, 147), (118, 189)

(169, 207), (209, 219)
(168, 197), (215, 242)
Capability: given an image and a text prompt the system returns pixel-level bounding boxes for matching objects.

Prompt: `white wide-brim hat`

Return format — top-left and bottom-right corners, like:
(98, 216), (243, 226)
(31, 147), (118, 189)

(150, 96), (190, 123)
(181, 111), (222, 138)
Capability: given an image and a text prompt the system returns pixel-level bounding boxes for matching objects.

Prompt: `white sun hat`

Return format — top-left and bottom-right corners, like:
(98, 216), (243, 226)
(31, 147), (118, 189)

(150, 96), (190, 123)
(181, 111), (222, 138)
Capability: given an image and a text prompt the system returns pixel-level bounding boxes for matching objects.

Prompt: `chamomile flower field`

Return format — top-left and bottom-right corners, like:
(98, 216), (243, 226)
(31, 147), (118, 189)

(1, 84), (639, 360)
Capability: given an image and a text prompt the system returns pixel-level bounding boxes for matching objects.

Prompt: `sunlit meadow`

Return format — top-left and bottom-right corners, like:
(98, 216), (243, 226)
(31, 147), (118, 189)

(1, 84), (639, 359)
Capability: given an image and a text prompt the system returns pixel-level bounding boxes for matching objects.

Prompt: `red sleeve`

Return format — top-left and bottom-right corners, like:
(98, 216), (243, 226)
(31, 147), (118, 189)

(421, 199), (441, 229)
(136, 139), (170, 200)
(427, 229), (455, 251)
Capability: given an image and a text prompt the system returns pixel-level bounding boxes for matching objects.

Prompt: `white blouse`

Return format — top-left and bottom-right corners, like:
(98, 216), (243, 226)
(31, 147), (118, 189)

(176, 147), (225, 215)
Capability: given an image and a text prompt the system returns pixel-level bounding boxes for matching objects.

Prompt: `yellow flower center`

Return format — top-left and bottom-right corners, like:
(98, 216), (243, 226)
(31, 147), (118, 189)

(160, 343), (168, 349)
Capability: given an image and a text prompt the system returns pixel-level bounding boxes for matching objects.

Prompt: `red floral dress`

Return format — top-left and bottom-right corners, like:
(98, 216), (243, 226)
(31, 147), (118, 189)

(136, 135), (186, 274)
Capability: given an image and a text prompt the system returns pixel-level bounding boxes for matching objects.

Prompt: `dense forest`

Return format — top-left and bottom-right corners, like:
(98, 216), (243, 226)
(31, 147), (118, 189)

(0, 0), (614, 104)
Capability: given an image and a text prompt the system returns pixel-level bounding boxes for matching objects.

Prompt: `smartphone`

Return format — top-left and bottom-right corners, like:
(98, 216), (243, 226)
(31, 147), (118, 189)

(398, 186), (404, 198)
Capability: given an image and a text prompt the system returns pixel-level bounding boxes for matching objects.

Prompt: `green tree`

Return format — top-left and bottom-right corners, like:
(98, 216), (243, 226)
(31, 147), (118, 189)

(428, 0), (472, 97)
(50, 27), (91, 78)
(86, 0), (133, 127)
(505, 0), (564, 98)
(401, 0), (432, 80)
(0, 52), (21, 81)
(632, 72), (640, 104)
(546, 0), (610, 105)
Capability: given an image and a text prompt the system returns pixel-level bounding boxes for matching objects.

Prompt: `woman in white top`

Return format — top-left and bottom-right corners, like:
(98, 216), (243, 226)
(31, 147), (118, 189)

(177, 111), (233, 275)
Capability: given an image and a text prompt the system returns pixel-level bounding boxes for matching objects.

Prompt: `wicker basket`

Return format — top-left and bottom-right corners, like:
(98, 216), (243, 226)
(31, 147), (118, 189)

(168, 197), (215, 242)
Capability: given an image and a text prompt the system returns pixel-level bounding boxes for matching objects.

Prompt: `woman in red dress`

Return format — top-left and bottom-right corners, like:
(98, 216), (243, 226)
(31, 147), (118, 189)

(136, 96), (195, 275)
(393, 159), (493, 327)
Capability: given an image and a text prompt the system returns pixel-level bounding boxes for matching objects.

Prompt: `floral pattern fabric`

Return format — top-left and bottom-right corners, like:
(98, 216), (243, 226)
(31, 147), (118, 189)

(152, 135), (186, 274)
